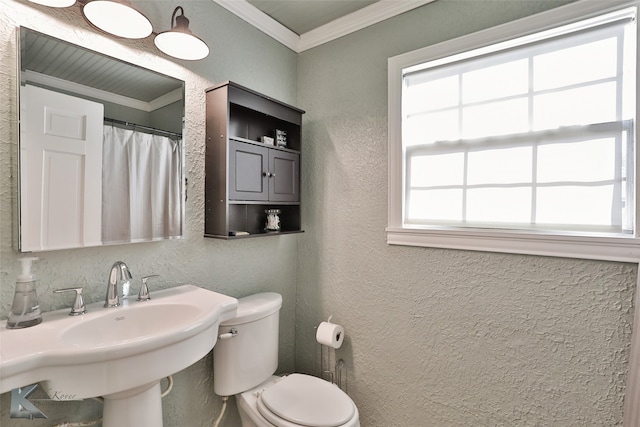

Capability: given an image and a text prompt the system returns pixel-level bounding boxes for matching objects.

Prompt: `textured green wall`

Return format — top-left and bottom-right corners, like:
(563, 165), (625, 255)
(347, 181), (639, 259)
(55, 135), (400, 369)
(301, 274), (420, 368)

(296, 0), (637, 425)
(0, 1), (298, 426)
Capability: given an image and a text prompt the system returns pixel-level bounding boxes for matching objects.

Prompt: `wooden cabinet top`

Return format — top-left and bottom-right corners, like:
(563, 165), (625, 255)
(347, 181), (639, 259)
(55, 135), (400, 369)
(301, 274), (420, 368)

(205, 81), (305, 120)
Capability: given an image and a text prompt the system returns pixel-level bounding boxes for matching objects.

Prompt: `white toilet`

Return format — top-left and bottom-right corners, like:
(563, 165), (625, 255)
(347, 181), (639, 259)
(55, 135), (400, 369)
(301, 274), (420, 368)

(213, 292), (360, 427)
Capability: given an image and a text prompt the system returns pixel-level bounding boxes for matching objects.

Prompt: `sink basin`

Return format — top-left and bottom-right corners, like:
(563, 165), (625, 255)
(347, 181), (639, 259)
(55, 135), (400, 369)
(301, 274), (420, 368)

(0, 284), (237, 426)
(60, 302), (196, 348)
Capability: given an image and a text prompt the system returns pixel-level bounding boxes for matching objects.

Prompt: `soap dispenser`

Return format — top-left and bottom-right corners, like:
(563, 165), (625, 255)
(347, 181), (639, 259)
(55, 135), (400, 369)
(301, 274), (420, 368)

(7, 257), (42, 329)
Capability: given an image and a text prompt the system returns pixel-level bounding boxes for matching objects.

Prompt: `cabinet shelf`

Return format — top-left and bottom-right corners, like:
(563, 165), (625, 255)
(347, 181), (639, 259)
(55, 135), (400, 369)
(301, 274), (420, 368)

(206, 230), (305, 240)
(228, 136), (301, 155)
(229, 200), (300, 206)
(205, 81), (305, 240)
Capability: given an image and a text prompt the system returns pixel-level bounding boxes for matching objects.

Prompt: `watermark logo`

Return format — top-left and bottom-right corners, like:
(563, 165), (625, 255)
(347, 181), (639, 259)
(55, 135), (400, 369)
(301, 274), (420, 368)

(10, 384), (48, 419)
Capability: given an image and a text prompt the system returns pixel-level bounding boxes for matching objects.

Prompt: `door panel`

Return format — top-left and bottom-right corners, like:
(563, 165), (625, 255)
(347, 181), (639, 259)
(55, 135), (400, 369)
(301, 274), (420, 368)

(269, 151), (299, 202)
(229, 140), (268, 201)
(21, 85), (103, 251)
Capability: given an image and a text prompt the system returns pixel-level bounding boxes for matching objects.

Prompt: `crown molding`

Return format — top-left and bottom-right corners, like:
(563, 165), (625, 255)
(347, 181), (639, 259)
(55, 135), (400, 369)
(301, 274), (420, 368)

(298, 0), (436, 52)
(212, 0), (300, 51)
(212, 0), (436, 53)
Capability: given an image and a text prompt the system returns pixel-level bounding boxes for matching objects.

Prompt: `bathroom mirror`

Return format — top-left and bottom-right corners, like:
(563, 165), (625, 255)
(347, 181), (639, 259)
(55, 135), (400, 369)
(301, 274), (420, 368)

(18, 27), (185, 252)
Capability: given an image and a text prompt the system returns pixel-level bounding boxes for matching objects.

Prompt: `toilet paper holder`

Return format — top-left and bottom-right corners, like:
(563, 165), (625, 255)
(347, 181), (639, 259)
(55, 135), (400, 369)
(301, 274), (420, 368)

(315, 316), (347, 393)
(320, 359), (346, 392)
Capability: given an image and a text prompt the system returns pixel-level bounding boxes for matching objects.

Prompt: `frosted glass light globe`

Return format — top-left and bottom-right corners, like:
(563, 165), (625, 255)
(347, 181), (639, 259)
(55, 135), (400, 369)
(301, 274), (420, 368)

(83, 0), (152, 39)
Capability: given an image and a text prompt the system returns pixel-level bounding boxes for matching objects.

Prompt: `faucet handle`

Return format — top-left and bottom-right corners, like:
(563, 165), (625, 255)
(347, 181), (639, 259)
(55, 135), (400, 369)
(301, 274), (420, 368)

(138, 275), (159, 301)
(54, 287), (86, 316)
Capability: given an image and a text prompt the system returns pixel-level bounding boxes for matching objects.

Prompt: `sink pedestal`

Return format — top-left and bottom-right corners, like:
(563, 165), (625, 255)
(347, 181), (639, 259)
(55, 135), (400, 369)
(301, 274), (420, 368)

(102, 381), (163, 427)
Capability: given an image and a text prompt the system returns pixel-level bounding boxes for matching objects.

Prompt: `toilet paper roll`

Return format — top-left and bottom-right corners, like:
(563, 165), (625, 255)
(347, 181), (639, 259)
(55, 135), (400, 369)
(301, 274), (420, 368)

(316, 321), (345, 349)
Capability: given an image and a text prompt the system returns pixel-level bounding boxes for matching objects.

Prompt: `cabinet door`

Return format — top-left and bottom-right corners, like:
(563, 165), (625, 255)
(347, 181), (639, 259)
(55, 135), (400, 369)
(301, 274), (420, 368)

(229, 140), (268, 201)
(269, 150), (299, 202)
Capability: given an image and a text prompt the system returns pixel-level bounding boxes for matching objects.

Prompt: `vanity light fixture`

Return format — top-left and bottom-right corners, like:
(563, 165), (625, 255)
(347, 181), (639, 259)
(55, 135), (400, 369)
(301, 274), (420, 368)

(154, 6), (209, 61)
(28, 0), (75, 7)
(82, 0), (153, 39)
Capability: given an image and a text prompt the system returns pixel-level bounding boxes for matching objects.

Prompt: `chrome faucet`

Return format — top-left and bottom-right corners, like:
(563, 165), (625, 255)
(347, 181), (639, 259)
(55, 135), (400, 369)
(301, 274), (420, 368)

(105, 261), (132, 308)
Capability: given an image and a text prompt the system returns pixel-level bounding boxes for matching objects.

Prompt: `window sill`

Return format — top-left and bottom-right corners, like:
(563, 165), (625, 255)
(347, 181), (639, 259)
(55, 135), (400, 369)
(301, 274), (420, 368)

(386, 227), (640, 262)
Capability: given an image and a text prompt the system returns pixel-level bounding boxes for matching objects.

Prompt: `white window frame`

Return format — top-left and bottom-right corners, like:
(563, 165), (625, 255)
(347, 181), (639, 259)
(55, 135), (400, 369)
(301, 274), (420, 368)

(387, 0), (640, 262)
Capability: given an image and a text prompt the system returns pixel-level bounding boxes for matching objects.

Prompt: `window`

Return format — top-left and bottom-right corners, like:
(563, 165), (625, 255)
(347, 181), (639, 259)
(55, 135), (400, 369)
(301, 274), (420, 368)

(387, 2), (640, 261)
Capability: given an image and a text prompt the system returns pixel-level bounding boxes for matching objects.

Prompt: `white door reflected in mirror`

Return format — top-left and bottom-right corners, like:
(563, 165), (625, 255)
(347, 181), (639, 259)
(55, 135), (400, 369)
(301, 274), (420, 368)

(20, 85), (103, 251)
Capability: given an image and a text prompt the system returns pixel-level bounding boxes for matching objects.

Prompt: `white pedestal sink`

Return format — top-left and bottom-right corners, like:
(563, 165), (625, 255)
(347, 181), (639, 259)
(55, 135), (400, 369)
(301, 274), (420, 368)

(0, 285), (238, 427)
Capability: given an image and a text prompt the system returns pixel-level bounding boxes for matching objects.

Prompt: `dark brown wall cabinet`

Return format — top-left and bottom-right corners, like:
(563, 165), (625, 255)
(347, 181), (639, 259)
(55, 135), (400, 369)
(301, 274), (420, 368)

(205, 81), (305, 239)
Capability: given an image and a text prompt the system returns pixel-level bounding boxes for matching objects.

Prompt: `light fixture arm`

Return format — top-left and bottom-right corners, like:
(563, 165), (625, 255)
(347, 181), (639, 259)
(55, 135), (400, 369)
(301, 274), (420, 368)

(171, 6), (191, 34)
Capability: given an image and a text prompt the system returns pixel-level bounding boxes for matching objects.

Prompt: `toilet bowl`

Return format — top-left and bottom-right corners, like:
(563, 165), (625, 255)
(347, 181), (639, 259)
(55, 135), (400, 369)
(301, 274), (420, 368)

(237, 375), (359, 427)
(213, 292), (360, 427)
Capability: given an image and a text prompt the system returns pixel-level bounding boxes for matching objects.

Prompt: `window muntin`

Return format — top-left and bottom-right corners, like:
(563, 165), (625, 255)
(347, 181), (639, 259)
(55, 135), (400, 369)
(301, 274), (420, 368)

(400, 10), (636, 237)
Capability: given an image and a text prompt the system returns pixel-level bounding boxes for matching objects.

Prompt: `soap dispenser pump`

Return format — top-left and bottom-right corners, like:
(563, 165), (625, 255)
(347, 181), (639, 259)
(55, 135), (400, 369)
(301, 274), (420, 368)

(7, 257), (42, 329)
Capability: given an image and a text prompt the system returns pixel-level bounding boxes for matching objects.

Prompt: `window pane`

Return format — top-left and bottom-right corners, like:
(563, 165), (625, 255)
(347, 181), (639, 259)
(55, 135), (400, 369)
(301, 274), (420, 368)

(466, 187), (531, 223)
(534, 38), (617, 91)
(533, 82), (617, 130)
(404, 110), (459, 146)
(463, 98), (529, 139)
(405, 75), (459, 114)
(396, 5), (636, 240)
(407, 189), (463, 221)
(537, 138), (616, 183)
(410, 153), (465, 187)
(537, 185), (615, 226)
(463, 59), (528, 103)
(467, 147), (532, 185)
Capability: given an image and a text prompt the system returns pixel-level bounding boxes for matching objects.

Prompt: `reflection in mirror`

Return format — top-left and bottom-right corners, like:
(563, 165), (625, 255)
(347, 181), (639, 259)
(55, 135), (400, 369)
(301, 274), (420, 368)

(18, 28), (185, 252)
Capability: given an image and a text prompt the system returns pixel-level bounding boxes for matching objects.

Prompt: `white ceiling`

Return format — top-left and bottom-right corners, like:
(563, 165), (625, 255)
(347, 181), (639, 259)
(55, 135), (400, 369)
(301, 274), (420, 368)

(246, 0), (378, 35)
(213, 0), (436, 52)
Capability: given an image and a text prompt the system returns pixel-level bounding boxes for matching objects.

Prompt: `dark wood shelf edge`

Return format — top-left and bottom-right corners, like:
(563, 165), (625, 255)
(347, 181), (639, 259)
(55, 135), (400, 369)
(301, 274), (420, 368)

(229, 136), (300, 154)
(228, 200), (301, 206)
(204, 230), (305, 240)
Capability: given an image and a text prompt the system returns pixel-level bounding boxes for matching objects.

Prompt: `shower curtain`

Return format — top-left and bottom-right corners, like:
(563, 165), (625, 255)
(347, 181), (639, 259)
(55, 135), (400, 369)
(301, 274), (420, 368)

(101, 125), (183, 244)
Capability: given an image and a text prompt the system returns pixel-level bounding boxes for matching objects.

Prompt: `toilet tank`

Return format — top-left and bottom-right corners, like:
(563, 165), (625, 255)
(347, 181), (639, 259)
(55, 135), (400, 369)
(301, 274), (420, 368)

(213, 292), (282, 396)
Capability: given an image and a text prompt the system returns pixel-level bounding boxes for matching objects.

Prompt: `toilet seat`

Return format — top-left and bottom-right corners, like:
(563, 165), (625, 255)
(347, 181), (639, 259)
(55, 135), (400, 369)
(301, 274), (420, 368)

(256, 374), (356, 427)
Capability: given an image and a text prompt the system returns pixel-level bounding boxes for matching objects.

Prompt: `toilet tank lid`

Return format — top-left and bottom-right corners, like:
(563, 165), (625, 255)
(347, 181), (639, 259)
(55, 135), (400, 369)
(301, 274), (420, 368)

(220, 292), (282, 326)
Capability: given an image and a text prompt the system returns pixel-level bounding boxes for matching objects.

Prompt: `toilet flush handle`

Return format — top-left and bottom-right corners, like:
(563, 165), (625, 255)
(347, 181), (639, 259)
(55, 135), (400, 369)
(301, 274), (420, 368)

(218, 328), (238, 340)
